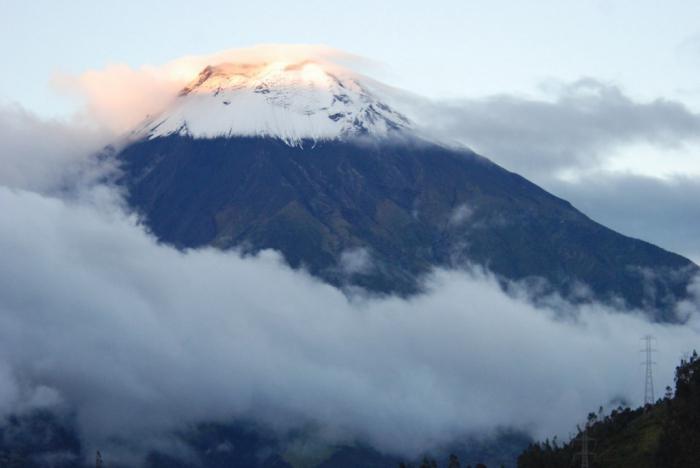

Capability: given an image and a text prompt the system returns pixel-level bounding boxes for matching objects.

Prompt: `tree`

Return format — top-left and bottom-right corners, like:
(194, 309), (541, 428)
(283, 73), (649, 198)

(657, 350), (700, 467)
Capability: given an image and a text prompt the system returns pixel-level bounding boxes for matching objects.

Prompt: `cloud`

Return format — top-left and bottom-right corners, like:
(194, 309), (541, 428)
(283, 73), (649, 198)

(53, 45), (373, 133)
(0, 104), (111, 193)
(389, 78), (700, 262)
(448, 203), (474, 226)
(0, 183), (699, 464)
(404, 78), (700, 179)
(339, 247), (374, 276)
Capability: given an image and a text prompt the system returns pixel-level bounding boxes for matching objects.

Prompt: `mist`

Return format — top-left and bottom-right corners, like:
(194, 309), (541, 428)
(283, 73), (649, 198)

(0, 180), (699, 462)
(0, 104), (111, 193)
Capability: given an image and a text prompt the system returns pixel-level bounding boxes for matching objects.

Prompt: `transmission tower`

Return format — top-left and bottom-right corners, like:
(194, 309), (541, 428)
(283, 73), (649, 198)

(641, 335), (657, 406)
(580, 428), (591, 468)
(574, 424), (595, 468)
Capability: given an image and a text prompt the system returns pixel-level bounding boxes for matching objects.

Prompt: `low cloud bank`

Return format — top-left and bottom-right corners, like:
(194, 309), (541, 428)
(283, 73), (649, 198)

(0, 184), (699, 462)
(403, 78), (700, 178)
(0, 105), (111, 193)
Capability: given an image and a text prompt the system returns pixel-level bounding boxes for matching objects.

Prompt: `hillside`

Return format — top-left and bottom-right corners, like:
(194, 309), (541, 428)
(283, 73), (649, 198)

(117, 135), (697, 318)
(517, 351), (700, 467)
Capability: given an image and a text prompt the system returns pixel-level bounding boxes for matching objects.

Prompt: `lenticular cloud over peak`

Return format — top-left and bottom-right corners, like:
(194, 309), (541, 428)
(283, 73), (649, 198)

(56, 45), (382, 134)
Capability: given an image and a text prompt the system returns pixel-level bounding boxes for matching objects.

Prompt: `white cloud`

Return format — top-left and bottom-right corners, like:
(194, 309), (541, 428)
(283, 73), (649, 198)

(448, 203), (474, 226)
(0, 104), (111, 193)
(396, 78), (700, 181)
(0, 184), (698, 463)
(339, 248), (374, 276)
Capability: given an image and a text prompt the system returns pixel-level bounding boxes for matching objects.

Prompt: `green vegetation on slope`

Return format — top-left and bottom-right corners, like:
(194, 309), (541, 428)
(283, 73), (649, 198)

(518, 351), (700, 468)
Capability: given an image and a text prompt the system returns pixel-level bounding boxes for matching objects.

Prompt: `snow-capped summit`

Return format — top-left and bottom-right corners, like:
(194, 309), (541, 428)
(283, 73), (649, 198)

(134, 60), (411, 145)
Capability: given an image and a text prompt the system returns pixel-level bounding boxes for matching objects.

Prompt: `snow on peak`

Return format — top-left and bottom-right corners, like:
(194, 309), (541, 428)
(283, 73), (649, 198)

(134, 60), (411, 145)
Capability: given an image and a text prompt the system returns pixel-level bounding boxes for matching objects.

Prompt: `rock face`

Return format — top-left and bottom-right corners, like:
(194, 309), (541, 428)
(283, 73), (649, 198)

(116, 134), (697, 320)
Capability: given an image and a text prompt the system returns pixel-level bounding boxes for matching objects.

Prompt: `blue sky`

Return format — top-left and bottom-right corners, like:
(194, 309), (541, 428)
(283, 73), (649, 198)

(3, 0), (700, 116)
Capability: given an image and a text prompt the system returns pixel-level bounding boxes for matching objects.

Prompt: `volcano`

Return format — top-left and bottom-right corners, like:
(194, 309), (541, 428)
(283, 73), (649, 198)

(114, 59), (698, 320)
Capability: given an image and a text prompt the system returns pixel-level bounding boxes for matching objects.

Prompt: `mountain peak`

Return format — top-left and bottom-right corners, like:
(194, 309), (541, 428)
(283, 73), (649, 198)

(135, 59), (411, 146)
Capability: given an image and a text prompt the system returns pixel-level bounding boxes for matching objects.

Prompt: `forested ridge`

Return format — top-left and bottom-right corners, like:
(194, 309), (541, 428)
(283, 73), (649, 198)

(518, 351), (700, 468)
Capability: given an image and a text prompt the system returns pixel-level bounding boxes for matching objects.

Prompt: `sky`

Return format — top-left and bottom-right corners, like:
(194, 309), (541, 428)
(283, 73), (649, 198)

(1, 1), (700, 463)
(3, 0), (700, 114)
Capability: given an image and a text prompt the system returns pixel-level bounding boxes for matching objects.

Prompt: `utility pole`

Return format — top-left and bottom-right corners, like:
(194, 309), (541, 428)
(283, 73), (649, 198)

(96, 450), (103, 468)
(642, 335), (657, 406)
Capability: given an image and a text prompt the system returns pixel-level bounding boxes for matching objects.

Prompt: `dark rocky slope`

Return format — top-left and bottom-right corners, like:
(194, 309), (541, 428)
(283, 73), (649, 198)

(116, 135), (697, 320)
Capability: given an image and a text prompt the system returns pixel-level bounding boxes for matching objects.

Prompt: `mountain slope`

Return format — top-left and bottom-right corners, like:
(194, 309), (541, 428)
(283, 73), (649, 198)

(517, 352), (700, 468)
(113, 58), (698, 319)
(116, 133), (697, 319)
